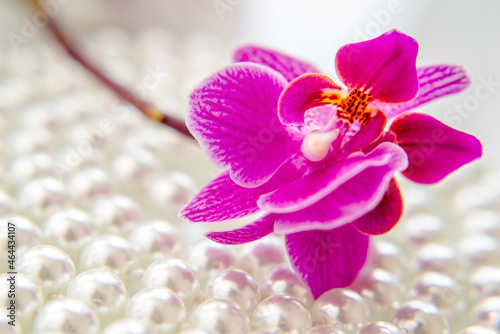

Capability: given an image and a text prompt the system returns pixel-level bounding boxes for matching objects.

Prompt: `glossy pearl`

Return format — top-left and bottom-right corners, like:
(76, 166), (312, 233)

(404, 214), (446, 247)
(252, 295), (311, 334)
(102, 318), (156, 334)
(141, 258), (199, 309)
(206, 269), (261, 314)
(79, 235), (141, 283)
(237, 236), (286, 280)
(0, 191), (14, 216)
(91, 195), (141, 236)
(0, 215), (41, 259)
(17, 245), (75, 298)
(457, 325), (500, 334)
(188, 240), (236, 285)
(356, 321), (401, 334)
(0, 317), (22, 334)
(261, 264), (314, 308)
(462, 209), (500, 238)
(350, 268), (404, 318)
(42, 208), (96, 260)
(0, 273), (43, 328)
(148, 171), (196, 211)
(470, 266), (500, 300)
(65, 269), (127, 325)
(112, 149), (158, 190)
(460, 234), (500, 267)
(126, 288), (186, 333)
(305, 326), (345, 334)
(128, 220), (182, 266)
(33, 297), (100, 333)
(472, 296), (500, 329)
(7, 152), (55, 187)
(311, 288), (370, 332)
(393, 300), (449, 334)
(66, 167), (113, 209)
(17, 177), (68, 220)
(369, 240), (406, 278)
(409, 272), (463, 314)
(190, 298), (250, 333)
(416, 243), (461, 277)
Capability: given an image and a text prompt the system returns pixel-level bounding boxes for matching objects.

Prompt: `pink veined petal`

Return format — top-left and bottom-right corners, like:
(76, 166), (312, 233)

(342, 110), (388, 155)
(352, 178), (403, 235)
(259, 142), (406, 214)
(187, 63), (300, 188)
(233, 45), (319, 82)
(180, 155), (309, 223)
(373, 64), (471, 119)
(206, 214), (276, 245)
(272, 143), (408, 234)
(390, 112), (482, 184)
(335, 29), (419, 103)
(278, 73), (342, 126)
(285, 224), (369, 299)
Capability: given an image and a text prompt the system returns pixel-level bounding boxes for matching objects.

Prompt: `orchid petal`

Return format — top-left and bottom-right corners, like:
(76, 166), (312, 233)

(373, 65), (471, 118)
(273, 143), (408, 234)
(352, 178), (403, 235)
(391, 112), (482, 184)
(259, 142), (406, 214)
(187, 63), (300, 187)
(335, 29), (419, 103)
(342, 110), (387, 154)
(285, 225), (369, 298)
(278, 73), (342, 126)
(180, 155), (309, 223)
(206, 214), (276, 245)
(233, 45), (319, 82)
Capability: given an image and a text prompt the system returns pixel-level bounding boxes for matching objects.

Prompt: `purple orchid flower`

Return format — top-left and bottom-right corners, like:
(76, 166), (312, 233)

(180, 29), (482, 299)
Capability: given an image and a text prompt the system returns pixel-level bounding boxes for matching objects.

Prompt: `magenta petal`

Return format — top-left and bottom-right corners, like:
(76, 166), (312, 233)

(273, 144), (408, 234)
(206, 214), (276, 245)
(285, 225), (369, 299)
(352, 178), (403, 235)
(233, 45), (319, 82)
(180, 155), (309, 223)
(335, 29), (418, 103)
(187, 63), (300, 187)
(259, 142), (407, 214)
(391, 112), (482, 184)
(342, 110), (387, 154)
(373, 65), (471, 118)
(278, 73), (341, 126)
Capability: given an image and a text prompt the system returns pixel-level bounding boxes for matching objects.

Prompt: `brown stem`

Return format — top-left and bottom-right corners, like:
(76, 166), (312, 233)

(27, 0), (194, 140)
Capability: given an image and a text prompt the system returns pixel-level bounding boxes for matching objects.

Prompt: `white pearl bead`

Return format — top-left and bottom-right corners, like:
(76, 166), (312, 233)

(252, 295), (311, 334)
(261, 264), (314, 308)
(141, 258), (199, 309)
(33, 297), (100, 334)
(79, 235), (142, 283)
(0, 316), (22, 334)
(190, 298), (250, 333)
(7, 152), (56, 188)
(128, 220), (182, 266)
(305, 325), (345, 334)
(66, 269), (127, 325)
(102, 318), (156, 334)
(19, 101), (61, 131)
(404, 214), (447, 247)
(17, 177), (69, 220)
(91, 195), (141, 236)
(0, 191), (14, 216)
(460, 234), (500, 267)
(251, 329), (285, 334)
(416, 243), (461, 277)
(350, 268), (404, 319)
(470, 266), (500, 300)
(148, 172), (196, 212)
(237, 236), (286, 280)
(112, 149), (158, 191)
(206, 269), (260, 314)
(369, 240), (407, 278)
(6, 126), (52, 156)
(311, 288), (370, 332)
(457, 325), (500, 334)
(18, 245), (75, 298)
(356, 321), (401, 334)
(473, 296), (500, 329)
(462, 209), (500, 238)
(126, 287), (186, 333)
(0, 215), (41, 262)
(188, 241), (236, 285)
(0, 273), (43, 329)
(67, 167), (114, 209)
(393, 300), (449, 334)
(42, 208), (96, 260)
(409, 272), (462, 314)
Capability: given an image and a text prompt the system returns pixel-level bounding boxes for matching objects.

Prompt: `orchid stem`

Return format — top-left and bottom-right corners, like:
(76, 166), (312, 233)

(27, 0), (195, 140)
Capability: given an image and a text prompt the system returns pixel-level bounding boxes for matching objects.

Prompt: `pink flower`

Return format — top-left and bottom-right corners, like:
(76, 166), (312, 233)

(181, 30), (482, 298)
